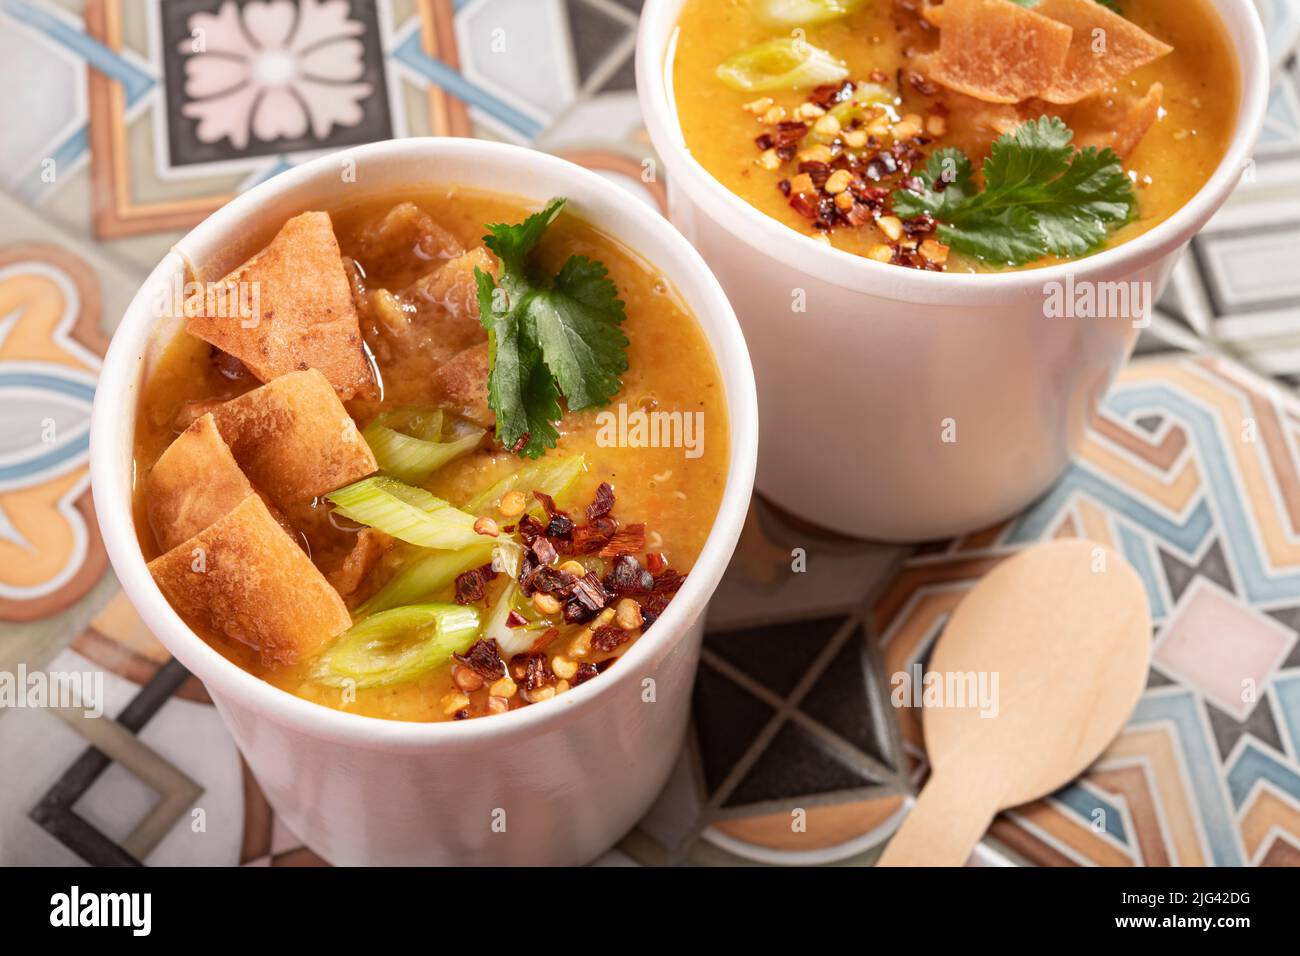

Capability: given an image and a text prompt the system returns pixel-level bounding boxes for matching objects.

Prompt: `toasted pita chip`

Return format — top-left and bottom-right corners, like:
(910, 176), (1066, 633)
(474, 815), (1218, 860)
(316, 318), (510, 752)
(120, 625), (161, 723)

(914, 0), (1073, 104)
(187, 211), (375, 400)
(433, 343), (492, 429)
(209, 368), (377, 509)
(1071, 82), (1164, 159)
(350, 202), (462, 268)
(400, 247), (497, 354)
(146, 413), (255, 553)
(1037, 0), (1172, 104)
(148, 494), (351, 667)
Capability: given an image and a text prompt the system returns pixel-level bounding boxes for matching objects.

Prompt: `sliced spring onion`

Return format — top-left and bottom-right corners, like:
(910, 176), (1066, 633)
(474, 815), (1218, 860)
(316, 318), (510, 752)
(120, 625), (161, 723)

(362, 422), (485, 484)
(716, 38), (848, 93)
(481, 582), (545, 657)
(355, 542), (495, 618)
(757, 0), (867, 28)
(328, 476), (482, 550)
(463, 454), (587, 518)
(370, 406), (444, 442)
(314, 603), (481, 688)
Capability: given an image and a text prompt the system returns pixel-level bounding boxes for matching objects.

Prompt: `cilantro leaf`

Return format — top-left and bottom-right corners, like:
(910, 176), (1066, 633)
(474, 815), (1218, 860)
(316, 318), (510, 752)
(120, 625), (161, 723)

(474, 198), (629, 458)
(890, 116), (1136, 267)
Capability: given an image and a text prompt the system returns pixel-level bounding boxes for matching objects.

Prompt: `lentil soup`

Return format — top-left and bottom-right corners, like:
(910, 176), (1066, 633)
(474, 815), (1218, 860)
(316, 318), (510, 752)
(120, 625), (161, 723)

(671, 0), (1239, 271)
(133, 188), (728, 722)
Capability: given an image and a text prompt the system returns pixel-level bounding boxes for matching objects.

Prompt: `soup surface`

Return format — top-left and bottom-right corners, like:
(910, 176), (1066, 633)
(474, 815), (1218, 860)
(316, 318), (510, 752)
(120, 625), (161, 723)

(134, 189), (728, 722)
(672, 0), (1238, 271)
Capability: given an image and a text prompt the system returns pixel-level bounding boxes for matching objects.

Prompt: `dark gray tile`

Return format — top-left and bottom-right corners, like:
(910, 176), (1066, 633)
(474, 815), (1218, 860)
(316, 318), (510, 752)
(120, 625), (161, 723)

(692, 663), (776, 796)
(798, 626), (892, 767)
(724, 721), (875, 807)
(1158, 539), (1233, 605)
(1204, 697), (1285, 761)
(705, 615), (846, 695)
(565, 0), (631, 85)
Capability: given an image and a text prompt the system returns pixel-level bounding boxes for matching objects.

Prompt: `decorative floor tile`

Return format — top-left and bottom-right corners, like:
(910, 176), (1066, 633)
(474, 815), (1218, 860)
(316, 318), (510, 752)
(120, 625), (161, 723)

(157, 0), (394, 167)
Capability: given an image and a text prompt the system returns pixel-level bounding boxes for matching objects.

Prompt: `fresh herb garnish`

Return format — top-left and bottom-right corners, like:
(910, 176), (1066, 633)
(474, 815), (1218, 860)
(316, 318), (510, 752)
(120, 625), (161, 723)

(890, 116), (1136, 267)
(474, 198), (629, 458)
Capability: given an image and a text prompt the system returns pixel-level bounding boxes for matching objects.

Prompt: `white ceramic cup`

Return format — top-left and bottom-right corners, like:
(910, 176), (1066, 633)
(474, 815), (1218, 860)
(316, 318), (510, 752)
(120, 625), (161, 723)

(637, 0), (1268, 541)
(90, 138), (758, 866)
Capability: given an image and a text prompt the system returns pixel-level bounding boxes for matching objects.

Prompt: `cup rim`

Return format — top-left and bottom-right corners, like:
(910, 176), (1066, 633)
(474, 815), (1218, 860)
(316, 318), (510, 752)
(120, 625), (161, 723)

(89, 137), (759, 750)
(635, 0), (1270, 306)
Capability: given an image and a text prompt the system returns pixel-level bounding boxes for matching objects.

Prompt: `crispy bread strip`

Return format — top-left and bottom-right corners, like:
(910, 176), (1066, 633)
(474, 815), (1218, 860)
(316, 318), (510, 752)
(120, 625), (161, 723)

(148, 494), (351, 666)
(1070, 82), (1164, 159)
(210, 368), (377, 509)
(146, 413), (255, 553)
(914, 0), (1073, 104)
(400, 246), (496, 351)
(1037, 0), (1172, 104)
(187, 211), (374, 400)
(432, 343), (493, 429)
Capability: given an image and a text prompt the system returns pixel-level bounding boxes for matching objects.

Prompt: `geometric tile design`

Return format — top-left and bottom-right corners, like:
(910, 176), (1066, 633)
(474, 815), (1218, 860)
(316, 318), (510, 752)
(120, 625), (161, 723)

(29, 659), (198, 866)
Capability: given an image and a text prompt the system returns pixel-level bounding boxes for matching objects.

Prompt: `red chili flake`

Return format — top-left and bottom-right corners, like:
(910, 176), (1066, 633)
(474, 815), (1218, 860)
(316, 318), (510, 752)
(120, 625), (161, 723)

(529, 628), (561, 653)
(525, 564), (578, 597)
(591, 625), (631, 653)
(599, 523), (646, 558)
(570, 662), (600, 687)
(454, 563), (498, 605)
(453, 709), (470, 720)
(789, 192), (821, 220)
(518, 551), (539, 596)
(843, 201), (874, 228)
(777, 179), (792, 198)
(646, 552), (668, 573)
(544, 513), (575, 537)
(454, 638), (505, 681)
(754, 132), (775, 150)
(771, 121), (809, 149)
(517, 514), (545, 544)
(505, 610), (528, 628)
(604, 554), (655, 595)
(587, 482), (616, 521)
(570, 516), (617, 554)
(510, 433), (531, 454)
(564, 572), (609, 624)
(510, 652), (556, 692)
(640, 591), (674, 628)
(531, 535), (558, 566)
(798, 160), (831, 189)
(653, 569), (686, 594)
(809, 80), (854, 109)
(533, 490), (559, 517)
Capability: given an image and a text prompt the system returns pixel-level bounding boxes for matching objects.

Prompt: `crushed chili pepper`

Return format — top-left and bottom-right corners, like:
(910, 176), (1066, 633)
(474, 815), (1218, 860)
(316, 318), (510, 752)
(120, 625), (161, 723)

(591, 624), (631, 653)
(587, 482), (616, 521)
(454, 563), (498, 605)
(454, 638), (505, 681)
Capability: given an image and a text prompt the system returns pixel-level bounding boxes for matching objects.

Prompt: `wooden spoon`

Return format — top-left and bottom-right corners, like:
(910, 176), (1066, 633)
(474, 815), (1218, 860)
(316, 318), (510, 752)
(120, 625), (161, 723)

(877, 538), (1151, 867)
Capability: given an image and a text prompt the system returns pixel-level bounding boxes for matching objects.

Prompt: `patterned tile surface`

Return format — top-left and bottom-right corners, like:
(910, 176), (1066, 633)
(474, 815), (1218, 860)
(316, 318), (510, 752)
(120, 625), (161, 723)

(1, 0), (1299, 868)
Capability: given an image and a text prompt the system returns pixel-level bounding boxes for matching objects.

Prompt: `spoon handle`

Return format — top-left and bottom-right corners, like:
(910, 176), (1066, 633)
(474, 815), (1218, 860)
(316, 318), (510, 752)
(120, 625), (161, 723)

(877, 771), (1000, 867)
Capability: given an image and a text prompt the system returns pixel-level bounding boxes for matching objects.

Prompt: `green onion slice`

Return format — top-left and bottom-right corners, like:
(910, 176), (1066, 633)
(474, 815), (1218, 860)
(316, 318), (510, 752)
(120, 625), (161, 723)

(757, 0), (867, 28)
(463, 454), (586, 518)
(315, 603), (482, 688)
(362, 421), (485, 484)
(355, 542), (495, 618)
(328, 476), (482, 550)
(716, 38), (849, 92)
(370, 406), (444, 442)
